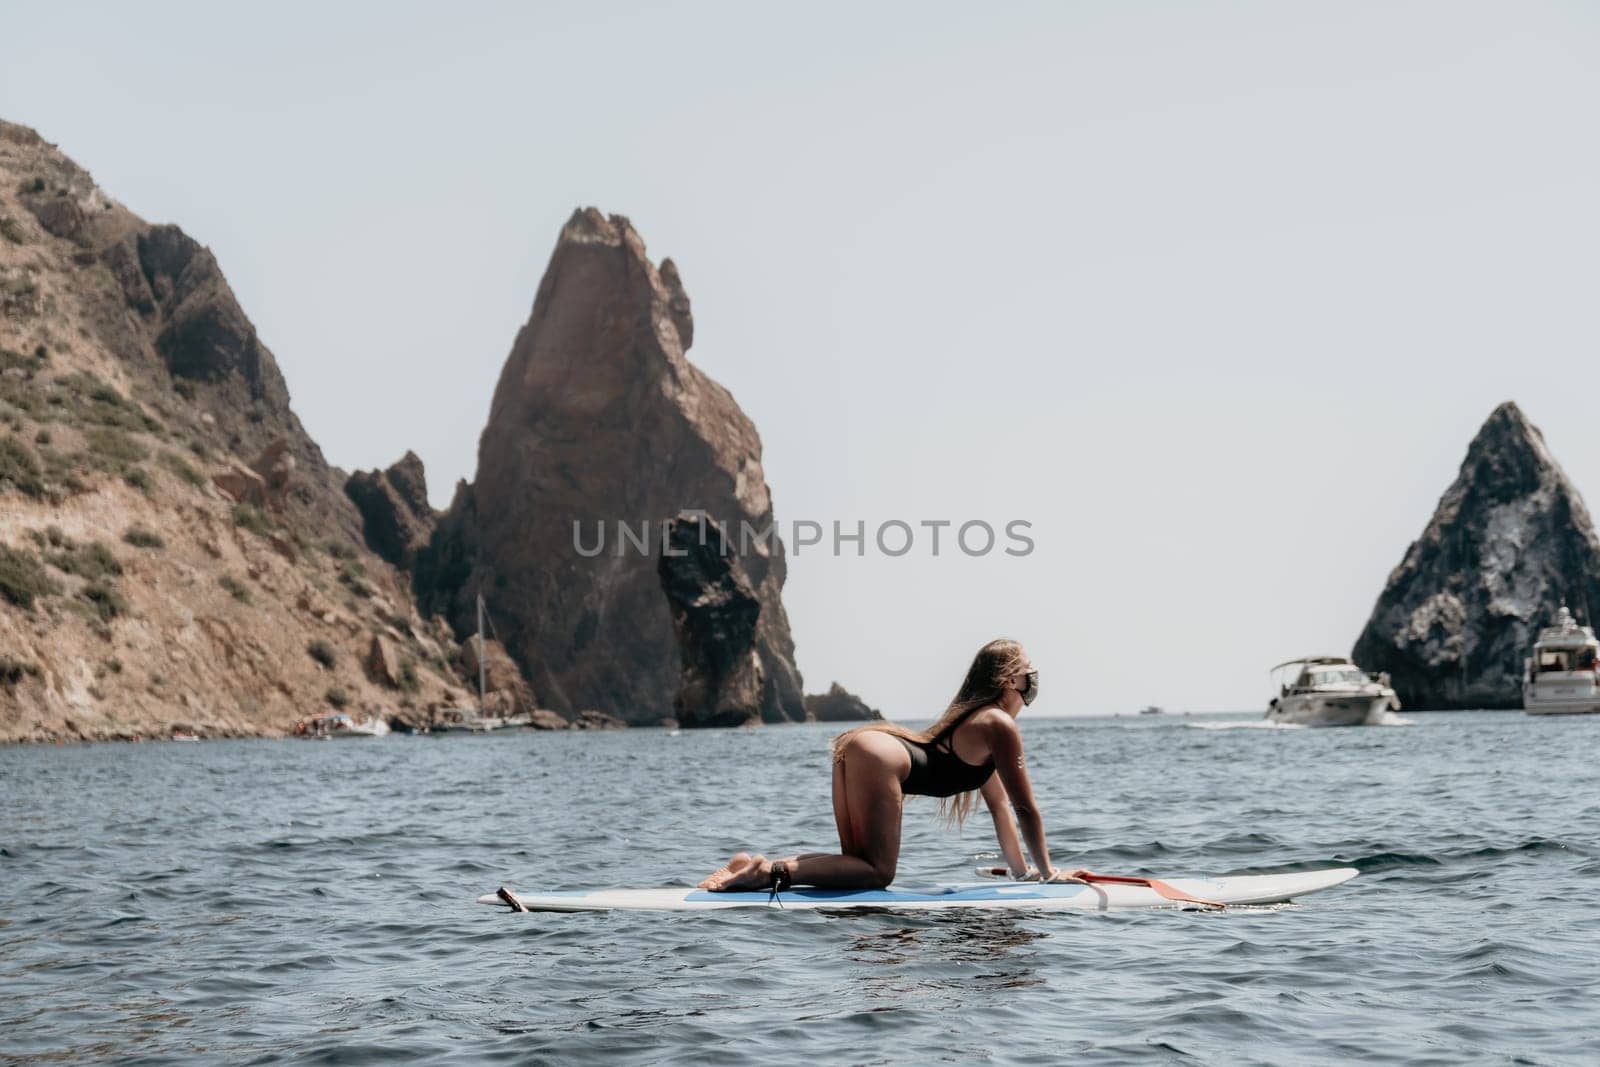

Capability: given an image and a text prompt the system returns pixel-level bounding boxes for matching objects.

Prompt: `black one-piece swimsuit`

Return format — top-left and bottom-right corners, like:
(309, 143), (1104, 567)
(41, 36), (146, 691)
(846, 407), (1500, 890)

(897, 710), (995, 797)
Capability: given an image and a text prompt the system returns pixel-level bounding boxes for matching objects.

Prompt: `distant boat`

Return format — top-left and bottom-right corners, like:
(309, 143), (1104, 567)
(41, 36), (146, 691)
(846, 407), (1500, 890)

(1266, 657), (1399, 727)
(298, 712), (390, 739)
(1523, 605), (1600, 716)
(433, 707), (530, 733)
(1138, 705), (1164, 716)
(433, 593), (531, 733)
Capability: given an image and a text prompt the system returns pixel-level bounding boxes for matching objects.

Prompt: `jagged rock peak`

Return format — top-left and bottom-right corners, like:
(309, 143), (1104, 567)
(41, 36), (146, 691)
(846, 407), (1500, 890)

(346, 452), (436, 570)
(658, 257), (693, 350)
(1470, 401), (1582, 500)
(1352, 401), (1600, 709)
(382, 451), (430, 517)
(417, 208), (803, 724)
(561, 206), (629, 246)
(532, 208), (697, 362)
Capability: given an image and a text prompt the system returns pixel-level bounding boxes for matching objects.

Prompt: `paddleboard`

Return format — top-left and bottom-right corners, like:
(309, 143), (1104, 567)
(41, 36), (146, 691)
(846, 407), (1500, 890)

(478, 867), (1357, 913)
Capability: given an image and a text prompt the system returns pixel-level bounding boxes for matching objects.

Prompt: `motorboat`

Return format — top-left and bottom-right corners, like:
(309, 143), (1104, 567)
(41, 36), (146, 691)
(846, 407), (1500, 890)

(1138, 705), (1164, 716)
(297, 712), (390, 738)
(1266, 656), (1399, 727)
(1523, 605), (1600, 716)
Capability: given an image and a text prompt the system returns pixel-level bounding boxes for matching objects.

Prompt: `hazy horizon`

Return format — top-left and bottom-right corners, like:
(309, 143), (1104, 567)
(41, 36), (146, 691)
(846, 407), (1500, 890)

(6, 2), (1598, 718)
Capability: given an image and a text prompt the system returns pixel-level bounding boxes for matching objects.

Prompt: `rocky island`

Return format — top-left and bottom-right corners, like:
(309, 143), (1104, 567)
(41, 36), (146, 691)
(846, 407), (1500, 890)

(1352, 401), (1600, 709)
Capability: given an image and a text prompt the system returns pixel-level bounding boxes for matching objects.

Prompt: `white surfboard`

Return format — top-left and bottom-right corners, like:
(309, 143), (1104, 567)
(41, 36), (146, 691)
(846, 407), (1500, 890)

(478, 867), (1357, 913)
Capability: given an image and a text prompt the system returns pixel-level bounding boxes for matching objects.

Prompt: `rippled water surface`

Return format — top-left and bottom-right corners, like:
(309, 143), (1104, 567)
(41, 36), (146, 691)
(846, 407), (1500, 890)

(3, 712), (1598, 1064)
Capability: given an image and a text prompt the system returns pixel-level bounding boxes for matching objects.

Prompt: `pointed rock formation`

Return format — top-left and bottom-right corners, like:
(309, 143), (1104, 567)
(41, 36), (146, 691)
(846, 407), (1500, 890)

(346, 452), (436, 569)
(1353, 402), (1600, 708)
(417, 209), (804, 725)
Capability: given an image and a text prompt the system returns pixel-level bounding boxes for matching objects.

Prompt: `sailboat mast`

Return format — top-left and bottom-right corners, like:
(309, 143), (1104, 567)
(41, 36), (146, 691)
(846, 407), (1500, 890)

(476, 593), (487, 713)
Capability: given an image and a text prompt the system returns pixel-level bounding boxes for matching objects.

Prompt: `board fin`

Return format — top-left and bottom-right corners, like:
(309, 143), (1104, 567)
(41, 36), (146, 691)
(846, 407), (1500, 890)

(496, 886), (529, 912)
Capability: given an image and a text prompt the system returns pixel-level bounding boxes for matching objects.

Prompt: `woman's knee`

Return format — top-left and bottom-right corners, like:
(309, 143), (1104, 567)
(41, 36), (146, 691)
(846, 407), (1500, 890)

(867, 858), (897, 889)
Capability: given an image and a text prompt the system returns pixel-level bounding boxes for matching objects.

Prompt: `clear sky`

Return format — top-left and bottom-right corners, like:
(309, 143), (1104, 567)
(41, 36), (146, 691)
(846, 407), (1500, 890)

(5, 3), (1598, 718)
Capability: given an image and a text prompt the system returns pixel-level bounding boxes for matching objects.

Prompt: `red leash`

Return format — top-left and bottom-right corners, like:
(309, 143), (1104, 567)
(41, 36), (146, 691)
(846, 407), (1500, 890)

(1069, 870), (1224, 910)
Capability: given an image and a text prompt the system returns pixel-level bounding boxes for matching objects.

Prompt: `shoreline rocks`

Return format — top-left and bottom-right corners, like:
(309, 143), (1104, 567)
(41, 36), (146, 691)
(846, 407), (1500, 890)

(570, 709), (626, 730)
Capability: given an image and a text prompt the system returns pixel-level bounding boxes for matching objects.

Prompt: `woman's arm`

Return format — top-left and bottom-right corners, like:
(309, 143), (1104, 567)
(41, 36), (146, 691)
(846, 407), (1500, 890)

(978, 712), (1056, 878)
(979, 775), (1028, 877)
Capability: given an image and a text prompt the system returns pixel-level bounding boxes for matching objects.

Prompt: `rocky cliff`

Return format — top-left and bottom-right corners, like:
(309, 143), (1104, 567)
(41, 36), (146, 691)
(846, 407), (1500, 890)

(658, 514), (769, 727)
(417, 209), (805, 725)
(0, 119), (474, 741)
(1352, 402), (1600, 709)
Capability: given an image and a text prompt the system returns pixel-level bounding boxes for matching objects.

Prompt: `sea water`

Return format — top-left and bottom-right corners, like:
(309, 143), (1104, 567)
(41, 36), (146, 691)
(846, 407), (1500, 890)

(2, 711), (1596, 1065)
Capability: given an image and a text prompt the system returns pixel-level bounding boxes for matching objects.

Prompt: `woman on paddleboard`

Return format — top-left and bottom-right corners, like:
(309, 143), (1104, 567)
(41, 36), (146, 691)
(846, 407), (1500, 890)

(700, 638), (1082, 892)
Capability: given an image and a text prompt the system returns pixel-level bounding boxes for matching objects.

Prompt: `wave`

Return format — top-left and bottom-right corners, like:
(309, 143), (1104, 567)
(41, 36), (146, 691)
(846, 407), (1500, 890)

(1326, 838), (1586, 873)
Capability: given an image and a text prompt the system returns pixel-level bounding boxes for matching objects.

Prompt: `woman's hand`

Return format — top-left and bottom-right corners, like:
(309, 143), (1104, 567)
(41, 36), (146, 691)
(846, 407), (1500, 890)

(981, 777), (1030, 879)
(1015, 867), (1090, 884)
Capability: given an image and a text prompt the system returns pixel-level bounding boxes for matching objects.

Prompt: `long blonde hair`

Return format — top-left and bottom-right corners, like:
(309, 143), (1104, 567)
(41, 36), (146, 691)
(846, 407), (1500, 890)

(831, 638), (1030, 827)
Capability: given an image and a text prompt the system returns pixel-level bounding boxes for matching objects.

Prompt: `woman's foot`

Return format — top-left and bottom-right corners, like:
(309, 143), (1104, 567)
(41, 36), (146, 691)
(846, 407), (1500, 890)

(698, 852), (767, 890)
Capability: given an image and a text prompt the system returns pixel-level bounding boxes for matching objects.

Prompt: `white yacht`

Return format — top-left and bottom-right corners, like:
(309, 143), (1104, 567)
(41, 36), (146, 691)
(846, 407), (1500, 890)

(1266, 657), (1400, 727)
(1523, 605), (1600, 716)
